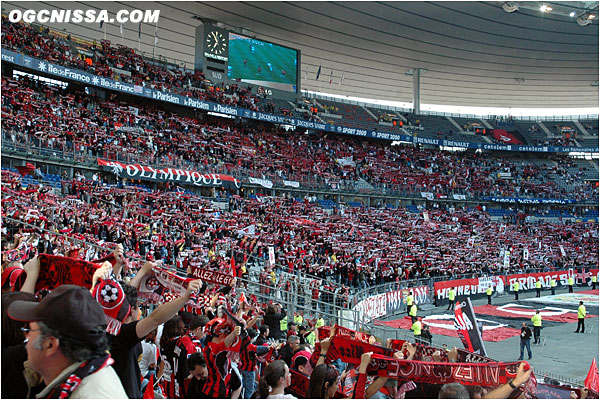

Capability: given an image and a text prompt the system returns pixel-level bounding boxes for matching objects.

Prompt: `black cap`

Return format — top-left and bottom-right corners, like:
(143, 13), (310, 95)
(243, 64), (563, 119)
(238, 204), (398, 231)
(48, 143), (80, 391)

(8, 284), (107, 346)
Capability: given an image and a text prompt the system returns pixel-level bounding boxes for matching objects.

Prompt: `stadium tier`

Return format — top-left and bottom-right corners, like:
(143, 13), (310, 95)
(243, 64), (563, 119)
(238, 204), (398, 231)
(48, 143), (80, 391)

(1, 6), (599, 400)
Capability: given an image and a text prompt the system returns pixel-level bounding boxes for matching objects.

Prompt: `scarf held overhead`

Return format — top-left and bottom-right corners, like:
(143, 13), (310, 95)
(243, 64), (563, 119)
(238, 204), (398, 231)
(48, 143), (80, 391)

(320, 336), (534, 388)
(36, 254), (100, 291)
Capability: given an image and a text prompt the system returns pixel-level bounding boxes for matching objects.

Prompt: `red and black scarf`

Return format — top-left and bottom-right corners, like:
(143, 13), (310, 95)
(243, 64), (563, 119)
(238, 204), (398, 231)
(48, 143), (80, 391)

(45, 354), (113, 399)
(313, 335), (537, 392)
(36, 254), (100, 292)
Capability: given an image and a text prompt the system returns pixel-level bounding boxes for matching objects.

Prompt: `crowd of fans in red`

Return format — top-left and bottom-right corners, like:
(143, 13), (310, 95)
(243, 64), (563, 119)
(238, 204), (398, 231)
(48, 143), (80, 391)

(2, 74), (598, 202)
(1, 14), (599, 400)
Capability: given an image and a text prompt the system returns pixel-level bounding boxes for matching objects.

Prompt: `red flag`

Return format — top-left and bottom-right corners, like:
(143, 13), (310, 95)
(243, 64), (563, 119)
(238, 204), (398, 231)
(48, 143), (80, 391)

(15, 163), (35, 177)
(230, 254), (236, 277)
(585, 358), (599, 392)
(143, 373), (154, 399)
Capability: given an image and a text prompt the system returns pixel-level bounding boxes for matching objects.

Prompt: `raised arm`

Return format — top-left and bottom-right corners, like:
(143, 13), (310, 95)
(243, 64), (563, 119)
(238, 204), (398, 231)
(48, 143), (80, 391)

(128, 261), (155, 290)
(21, 256), (40, 294)
(484, 363), (531, 399)
(135, 279), (202, 339)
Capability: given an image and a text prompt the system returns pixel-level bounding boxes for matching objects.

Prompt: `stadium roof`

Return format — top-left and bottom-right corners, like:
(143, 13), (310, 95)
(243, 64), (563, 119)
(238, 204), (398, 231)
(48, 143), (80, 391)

(4, 1), (599, 110)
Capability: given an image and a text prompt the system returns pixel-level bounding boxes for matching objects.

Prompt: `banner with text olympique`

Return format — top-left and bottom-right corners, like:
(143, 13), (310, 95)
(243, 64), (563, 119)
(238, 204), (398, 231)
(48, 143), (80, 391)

(3, 48), (598, 154)
(97, 159), (242, 189)
(355, 286), (430, 321)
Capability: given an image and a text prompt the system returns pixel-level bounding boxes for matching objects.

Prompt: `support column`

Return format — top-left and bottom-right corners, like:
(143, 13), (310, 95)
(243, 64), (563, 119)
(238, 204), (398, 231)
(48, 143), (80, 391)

(413, 68), (421, 115)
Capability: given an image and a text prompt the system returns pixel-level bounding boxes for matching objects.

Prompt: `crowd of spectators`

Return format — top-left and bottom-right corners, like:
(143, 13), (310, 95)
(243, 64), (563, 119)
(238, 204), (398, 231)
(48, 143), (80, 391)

(1, 16), (261, 111)
(2, 169), (598, 307)
(3, 16), (598, 152)
(3, 74), (598, 202)
(2, 14), (599, 400)
(1, 171), (594, 398)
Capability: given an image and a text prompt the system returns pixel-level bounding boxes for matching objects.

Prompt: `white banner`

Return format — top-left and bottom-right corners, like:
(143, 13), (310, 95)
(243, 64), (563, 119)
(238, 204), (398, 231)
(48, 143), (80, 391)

(336, 157), (355, 167)
(503, 250), (510, 268)
(268, 246), (275, 266)
(283, 180), (300, 188)
(453, 194), (466, 200)
(249, 177), (273, 189)
(420, 192), (434, 200)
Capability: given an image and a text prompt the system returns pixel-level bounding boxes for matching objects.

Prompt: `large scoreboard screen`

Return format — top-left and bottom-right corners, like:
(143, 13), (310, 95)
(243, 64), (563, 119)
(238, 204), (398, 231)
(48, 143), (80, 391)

(227, 33), (298, 93)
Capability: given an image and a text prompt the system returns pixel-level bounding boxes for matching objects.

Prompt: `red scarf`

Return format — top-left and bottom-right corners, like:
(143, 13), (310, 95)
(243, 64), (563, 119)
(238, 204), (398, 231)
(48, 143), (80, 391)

(45, 354), (113, 398)
(315, 336), (536, 390)
(36, 254), (100, 292)
(189, 265), (235, 286)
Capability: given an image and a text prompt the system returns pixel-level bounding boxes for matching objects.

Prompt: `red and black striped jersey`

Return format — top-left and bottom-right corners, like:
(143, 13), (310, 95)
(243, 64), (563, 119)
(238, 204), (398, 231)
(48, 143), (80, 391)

(200, 338), (241, 398)
(161, 335), (196, 399)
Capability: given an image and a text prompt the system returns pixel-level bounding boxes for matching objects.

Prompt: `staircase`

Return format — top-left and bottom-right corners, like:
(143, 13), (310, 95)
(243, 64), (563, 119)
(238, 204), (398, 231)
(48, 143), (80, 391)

(480, 119), (494, 130)
(573, 120), (590, 136)
(537, 121), (552, 137)
(446, 117), (464, 132)
(362, 106), (378, 120)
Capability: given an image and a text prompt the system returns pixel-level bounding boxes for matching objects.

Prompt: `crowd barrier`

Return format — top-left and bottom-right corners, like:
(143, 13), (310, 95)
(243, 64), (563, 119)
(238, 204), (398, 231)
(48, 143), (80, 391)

(353, 268), (599, 320)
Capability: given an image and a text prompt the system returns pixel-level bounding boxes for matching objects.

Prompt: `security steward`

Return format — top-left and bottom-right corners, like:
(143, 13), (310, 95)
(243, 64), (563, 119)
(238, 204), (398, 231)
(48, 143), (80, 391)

(447, 288), (456, 311)
(531, 310), (542, 344)
(486, 285), (493, 305)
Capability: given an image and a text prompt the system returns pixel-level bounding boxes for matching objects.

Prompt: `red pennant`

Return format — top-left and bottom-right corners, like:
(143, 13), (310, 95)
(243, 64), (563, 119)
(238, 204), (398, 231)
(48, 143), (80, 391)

(585, 358), (599, 392)
(143, 373), (154, 399)
(15, 163), (35, 177)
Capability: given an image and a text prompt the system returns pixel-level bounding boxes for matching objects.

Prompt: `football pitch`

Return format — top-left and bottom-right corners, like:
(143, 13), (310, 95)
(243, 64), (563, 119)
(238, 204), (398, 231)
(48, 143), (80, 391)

(228, 38), (297, 86)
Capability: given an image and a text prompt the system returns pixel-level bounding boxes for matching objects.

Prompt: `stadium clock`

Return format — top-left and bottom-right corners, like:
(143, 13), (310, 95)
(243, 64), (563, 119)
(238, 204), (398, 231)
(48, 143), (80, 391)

(204, 29), (228, 61)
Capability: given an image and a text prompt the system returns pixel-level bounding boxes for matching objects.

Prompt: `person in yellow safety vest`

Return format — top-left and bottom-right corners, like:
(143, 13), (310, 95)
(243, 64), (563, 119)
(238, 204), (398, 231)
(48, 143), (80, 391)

(405, 291), (414, 316)
(446, 288), (456, 311)
(486, 286), (493, 305)
(409, 303), (418, 324)
(294, 313), (303, 326)
(411, 318), (423, 344)
(575, 301), (586, 333)
(531, 310), (542, 344)
(568, 276), (574, 293)
(551, 279), (557, 295)
(513, 281), (520, 301)
(280, 315), (288, 333)
(316, 316), (325, 329)
(592, 274), (597, 291)
(535, 279), (542, 298)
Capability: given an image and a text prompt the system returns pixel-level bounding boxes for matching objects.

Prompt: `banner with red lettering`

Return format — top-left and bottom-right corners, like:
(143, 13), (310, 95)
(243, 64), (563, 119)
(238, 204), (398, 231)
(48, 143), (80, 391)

(502, 270), (573, 291)
(189, 266), (235, 286)
(97, 158), (242, 189)
(315, 336), (535, 389)
(355, 286), (430, 321)
(434, 277), (491, 301)
(435, 271), (579, 302)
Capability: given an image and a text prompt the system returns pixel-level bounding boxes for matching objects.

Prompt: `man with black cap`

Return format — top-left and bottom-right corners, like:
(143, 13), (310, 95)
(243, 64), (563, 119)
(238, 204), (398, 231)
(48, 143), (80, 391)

(7, 284), (127, 398)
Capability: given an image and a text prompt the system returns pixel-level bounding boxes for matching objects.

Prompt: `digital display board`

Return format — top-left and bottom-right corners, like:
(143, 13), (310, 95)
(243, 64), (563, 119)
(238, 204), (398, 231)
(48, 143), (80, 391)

(228, 33), (298, 93)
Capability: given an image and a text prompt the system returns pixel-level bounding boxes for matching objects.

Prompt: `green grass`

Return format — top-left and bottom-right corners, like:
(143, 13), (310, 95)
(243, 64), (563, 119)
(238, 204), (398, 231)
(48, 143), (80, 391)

(228, 38), (297, 85)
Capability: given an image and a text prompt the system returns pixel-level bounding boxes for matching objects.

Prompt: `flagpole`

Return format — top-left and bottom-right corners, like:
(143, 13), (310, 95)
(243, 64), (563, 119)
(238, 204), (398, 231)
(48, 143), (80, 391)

(138, 23), (141, 52)
(104, 22), (107, 40)
(153, 21), (158, 59)
(120, 23), (123, 45)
